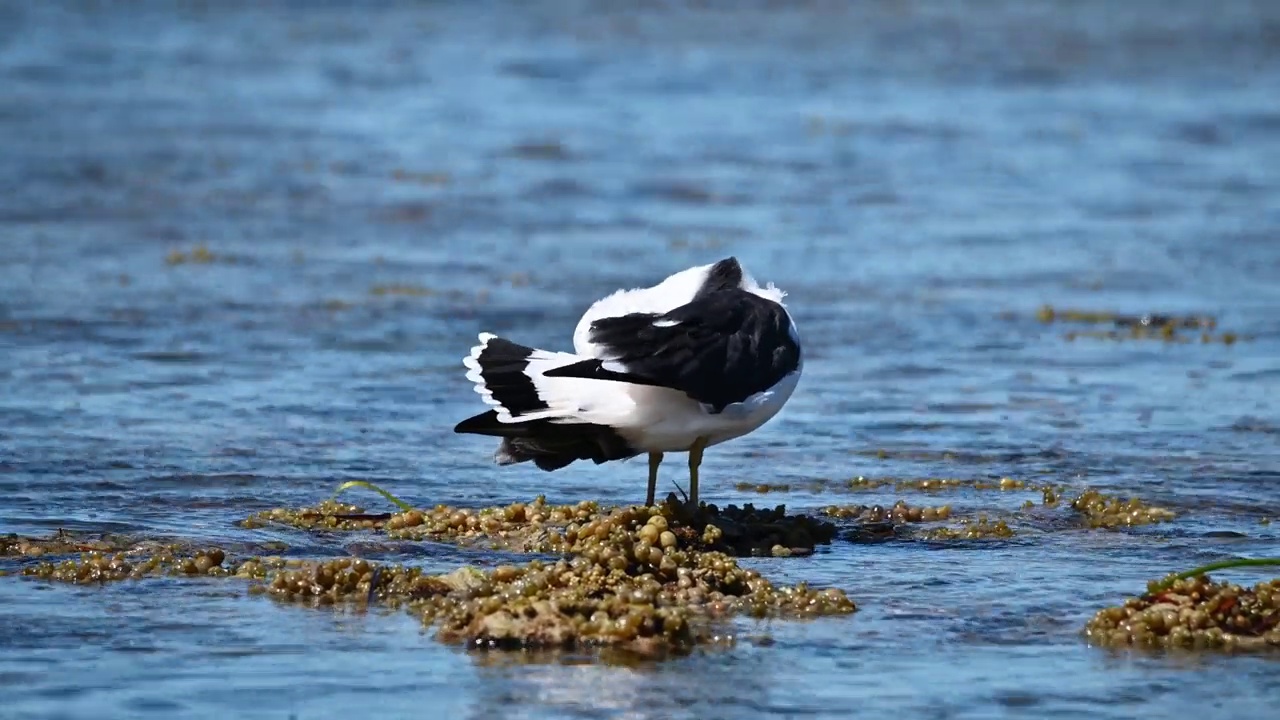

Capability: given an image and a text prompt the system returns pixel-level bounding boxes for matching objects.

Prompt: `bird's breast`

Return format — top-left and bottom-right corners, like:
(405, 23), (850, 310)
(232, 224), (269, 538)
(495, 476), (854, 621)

(620, 368), (801, 452)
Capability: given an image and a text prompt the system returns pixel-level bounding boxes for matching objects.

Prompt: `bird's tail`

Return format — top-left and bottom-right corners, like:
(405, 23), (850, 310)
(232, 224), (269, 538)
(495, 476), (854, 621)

(453, 333), (639, 470)
(456, 332), (594, 425)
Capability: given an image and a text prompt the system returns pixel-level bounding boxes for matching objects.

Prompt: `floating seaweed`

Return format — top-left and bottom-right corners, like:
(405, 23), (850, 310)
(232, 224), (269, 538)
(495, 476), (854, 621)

(921, 517), (1016, 541)
(1070, 489), (1176, 528)
(1033, 304), (1245, 344)
(820, 500), (952, 523)
(1035, 305), (1216, 330)
(734, 475), (1038, 495)
(22, 547), (232, 583)
(165, 244), (220, 265)
(369, 283), (436, 297)
(734, 482), (793, 493)
(2, 530), (141, 558)
(723, 477), (1170, 542)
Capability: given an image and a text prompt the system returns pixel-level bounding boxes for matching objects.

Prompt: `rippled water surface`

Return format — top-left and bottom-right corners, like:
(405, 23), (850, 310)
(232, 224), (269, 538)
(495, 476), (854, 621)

(3, 1), (1280, 718)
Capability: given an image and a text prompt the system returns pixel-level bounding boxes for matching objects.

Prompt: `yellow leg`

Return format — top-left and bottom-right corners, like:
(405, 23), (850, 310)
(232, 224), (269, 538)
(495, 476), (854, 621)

(646, 452), (664, 506)
(687, 437), (709, 508)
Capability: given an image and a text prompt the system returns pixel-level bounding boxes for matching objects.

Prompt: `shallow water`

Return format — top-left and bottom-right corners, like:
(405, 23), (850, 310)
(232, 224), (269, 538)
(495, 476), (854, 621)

(3, 0), (1280, 717)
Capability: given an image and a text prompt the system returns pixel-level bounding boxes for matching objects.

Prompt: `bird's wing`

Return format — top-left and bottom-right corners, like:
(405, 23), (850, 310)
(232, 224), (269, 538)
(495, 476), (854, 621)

(544, 290), (800, 412)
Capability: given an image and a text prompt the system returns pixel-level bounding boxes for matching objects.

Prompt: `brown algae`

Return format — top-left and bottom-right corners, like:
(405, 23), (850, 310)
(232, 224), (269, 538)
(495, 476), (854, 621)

(921, 517), (1015, 541)
(8, 480), (1190, 656)
(1085, 573), (1280, 652)
(244, 495), (838, 559)
(721, 476), (1171, 542)
(22, 547), (232, 583)
(1070, 489), (1176, 528)
(817, 484), (1172, 542)
(262, 505), (855, 654)
(1035, 305), (1216, 330)
(821, 500), (953, 523)
(165, 244), (219, 265)
(852, 475), (1034, 493)
(18, 500), (856, 656)
(370, 283), (436, 297)
(2, 531), (142, 558)
(734, 482), (792, 493)
(734, 475), (1037, 495)
(1033, 304), (1244, 343)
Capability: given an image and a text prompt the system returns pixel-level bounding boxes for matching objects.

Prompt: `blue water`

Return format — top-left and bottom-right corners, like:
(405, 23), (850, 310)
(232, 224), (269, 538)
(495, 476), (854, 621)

(3, 1), (1280, 718)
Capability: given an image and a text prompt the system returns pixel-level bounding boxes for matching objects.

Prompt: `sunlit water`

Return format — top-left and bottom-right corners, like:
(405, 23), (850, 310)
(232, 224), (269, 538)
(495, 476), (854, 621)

(3, 1), (1280, 718)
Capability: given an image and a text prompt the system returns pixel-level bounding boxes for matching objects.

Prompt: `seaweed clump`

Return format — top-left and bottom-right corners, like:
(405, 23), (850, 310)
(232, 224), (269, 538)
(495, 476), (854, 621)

(2, 531), (144, 558)
(845, 475), (1032, 493)
(734, 482), (792, 494)
(1034, 305), (1242, 344)
(21, 548), (231, 583)
(17, 501), (857, 658)
(1085, 573), (1280, 652)
(244, 495), (839, 559)
(240, 499), (387, 532)
(253, 502), (855, 656)
(821, 500), (952, 523)
(1071, 489), (1175, 528)
(165, 244), (219, 265)
(921, 517), (1015, 541)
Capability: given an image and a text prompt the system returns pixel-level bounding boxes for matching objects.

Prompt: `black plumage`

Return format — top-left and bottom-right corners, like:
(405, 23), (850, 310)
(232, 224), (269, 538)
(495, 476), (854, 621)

(454, 336), (638, 470)
(467, 336), (550, 416)
(543, 259), (800, 413)
(453, 410), (638, 471)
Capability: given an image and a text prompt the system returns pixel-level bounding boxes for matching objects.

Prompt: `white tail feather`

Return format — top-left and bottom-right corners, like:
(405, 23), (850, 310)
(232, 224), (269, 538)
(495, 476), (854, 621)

(462, 332), (637, 425)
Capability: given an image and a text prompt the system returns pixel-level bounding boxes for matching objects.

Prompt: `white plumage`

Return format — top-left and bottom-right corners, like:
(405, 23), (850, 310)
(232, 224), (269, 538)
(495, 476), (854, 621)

(454, 256), (802, 507)
(463, 341), (587, 425)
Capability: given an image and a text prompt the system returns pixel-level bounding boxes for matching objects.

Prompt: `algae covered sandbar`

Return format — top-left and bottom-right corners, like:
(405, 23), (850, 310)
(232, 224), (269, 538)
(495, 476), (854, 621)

(11, 482), (1272, 659)
(13, 494), (856, 658)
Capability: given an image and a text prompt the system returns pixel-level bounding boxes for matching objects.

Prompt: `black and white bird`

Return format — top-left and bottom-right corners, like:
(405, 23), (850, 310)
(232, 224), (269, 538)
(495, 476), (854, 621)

(453, 257), (802, 507)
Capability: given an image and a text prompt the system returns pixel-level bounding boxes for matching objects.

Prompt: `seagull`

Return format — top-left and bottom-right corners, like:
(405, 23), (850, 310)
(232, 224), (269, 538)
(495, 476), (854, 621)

(453, 256), (802, 507)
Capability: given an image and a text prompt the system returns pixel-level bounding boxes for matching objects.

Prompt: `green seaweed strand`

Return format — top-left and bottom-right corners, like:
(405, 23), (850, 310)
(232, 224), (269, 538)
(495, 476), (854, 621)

(331, 480), (415, 513)
(1149, 557), (1280, 594)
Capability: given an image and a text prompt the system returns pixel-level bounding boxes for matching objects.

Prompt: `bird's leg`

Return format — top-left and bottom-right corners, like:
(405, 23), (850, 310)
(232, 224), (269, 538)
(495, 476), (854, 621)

(646, 451), (664, 506)
(687, 436), (709, 508)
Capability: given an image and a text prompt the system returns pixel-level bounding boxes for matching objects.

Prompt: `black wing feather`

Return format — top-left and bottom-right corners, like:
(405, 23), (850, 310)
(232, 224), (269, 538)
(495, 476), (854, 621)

(544, 289), (800, 412)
